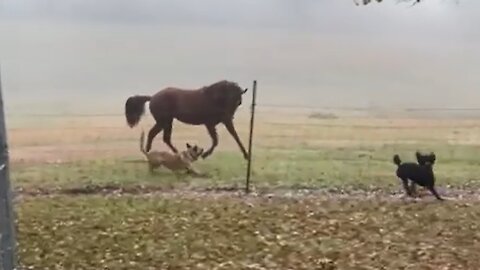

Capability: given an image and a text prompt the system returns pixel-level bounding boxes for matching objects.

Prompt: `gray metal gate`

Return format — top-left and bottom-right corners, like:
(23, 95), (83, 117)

(0, 68), (17, 270)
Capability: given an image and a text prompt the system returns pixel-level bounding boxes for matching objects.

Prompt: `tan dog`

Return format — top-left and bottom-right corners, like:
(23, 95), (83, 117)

(140, 130), (204, 176)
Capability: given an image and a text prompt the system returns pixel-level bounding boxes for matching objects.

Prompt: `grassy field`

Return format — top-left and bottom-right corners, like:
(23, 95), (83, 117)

(8, 111), (480, 269)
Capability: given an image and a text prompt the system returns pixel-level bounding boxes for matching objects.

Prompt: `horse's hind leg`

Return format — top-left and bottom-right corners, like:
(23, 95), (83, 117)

(146, 124), (163, 152)
(202, 124), (218, 159)
(162, 118), (178, 153)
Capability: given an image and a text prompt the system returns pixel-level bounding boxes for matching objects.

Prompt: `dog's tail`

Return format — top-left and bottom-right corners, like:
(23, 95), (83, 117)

(393, 154), (402, 166)
(140, 129), (148, 156)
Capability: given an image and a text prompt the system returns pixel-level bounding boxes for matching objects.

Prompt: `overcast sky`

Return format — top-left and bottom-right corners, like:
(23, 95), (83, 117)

(0, 0), (479, 113)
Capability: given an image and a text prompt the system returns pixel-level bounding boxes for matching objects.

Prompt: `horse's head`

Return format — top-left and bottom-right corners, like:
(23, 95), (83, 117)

(204, 80), (248, 111)
(233, 85), (248, 107)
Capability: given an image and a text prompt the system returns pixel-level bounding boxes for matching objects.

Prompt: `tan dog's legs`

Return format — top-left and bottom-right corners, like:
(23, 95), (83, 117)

(148, 162), (162, 174)
(148, 163), (154, 174)
(186, 166), (208, 178)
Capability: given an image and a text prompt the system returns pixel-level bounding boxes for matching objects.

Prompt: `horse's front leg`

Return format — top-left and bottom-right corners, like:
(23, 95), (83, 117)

(223, 119), (249, 160)
(162, 119), (178, 153)
(202, 124), (218, 159)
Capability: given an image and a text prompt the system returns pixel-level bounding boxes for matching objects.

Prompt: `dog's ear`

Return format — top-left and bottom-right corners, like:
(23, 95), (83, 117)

(186, 143), (191, 149)
(415, 151), (428, 165)
(415, 151), (421, 160)
(430, 152), (436, 162)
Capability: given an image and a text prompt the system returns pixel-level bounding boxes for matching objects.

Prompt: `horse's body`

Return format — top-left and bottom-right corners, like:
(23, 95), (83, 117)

(125, 80), (249, 160)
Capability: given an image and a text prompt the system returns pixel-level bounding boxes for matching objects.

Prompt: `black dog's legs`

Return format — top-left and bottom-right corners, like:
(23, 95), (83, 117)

(427, 186), (444, 201)
(401, 178), (413, 197)
(409, 182), (417, 197)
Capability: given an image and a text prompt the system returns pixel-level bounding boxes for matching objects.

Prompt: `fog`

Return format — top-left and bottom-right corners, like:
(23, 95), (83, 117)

(1, 0), (479, 114)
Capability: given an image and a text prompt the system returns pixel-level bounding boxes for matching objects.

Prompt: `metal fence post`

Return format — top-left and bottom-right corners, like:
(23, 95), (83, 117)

(0, 68), (17, 270)
(245, 80), (257, 194)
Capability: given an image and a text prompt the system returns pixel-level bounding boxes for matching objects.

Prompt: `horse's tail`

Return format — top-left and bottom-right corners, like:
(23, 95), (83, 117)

(125, 95), (151, 128)
(393, 154), (402, 166)
(140, 129), (148, 156)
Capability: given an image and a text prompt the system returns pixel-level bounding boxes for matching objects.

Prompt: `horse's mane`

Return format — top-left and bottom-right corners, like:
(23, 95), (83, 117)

(202, 80), (239, 91)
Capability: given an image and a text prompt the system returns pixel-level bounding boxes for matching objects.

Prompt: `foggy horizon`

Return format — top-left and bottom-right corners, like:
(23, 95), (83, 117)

(1, 0), (479, 114)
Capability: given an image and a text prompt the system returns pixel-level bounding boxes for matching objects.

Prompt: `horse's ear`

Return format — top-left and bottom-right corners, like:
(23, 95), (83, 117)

(242, 88), (248, 94)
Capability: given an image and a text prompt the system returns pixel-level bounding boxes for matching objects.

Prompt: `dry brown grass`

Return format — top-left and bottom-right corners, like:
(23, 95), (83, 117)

(8, 111), (480, 164)
(17, 194), (480, 270)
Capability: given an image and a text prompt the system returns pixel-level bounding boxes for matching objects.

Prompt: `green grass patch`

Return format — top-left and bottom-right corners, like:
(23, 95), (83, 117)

(11, 144), (480, 192)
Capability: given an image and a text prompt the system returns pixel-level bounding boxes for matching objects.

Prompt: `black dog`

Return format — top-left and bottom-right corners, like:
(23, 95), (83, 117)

(393, 151), (443, 201)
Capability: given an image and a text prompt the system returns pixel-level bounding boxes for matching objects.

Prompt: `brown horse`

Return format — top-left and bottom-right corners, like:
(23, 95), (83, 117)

(125, 80), (249, 160)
